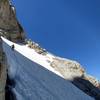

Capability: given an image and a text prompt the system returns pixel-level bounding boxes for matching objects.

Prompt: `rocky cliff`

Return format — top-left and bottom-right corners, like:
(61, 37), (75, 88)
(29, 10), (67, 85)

(0, 0), (25, 42)
(0, 0), (25, 99)
(0, 38), (7, 100)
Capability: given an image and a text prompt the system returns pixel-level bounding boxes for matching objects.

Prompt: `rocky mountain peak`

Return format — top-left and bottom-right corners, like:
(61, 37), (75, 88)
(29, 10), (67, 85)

(0, 0), (25, 42)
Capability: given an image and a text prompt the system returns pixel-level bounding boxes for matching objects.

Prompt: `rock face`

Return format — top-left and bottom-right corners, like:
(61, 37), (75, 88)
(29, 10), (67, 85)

(0, 39), (7, 100)
(0, 0), (25, 99)
(26, 39), (47, 55)
(0, 0), (25, 42)
(50, 57), (85, 80)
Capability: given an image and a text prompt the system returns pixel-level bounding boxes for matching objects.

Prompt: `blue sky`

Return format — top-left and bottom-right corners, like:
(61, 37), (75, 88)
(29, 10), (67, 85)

(12, 0), (100, 80)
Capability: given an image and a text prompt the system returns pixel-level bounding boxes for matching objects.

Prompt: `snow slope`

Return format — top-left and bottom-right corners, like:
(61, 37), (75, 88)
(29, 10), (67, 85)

(1, 37), (63, 78)
(1, 37), (94, 100)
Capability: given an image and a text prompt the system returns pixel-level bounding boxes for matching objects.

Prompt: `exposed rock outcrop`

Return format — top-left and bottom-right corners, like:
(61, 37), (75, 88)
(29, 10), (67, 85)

(0, 39), (7, 100)
(50, 57), (85, 80)
(26, 39), (47, 55)
(0, 0), (25, 42)
(0, 0), (25, 99)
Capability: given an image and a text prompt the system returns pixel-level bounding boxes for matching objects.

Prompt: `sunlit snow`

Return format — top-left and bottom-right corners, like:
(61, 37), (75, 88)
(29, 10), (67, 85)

(1, 36), (94, 100)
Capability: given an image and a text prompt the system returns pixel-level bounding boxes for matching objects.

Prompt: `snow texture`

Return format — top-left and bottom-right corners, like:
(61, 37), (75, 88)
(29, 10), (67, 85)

(1, 37), (94, 100)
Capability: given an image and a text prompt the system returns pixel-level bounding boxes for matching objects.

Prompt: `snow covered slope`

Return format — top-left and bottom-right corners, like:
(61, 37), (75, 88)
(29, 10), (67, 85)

(1, 36), (63, 78)
(1, 37), (94, 100)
